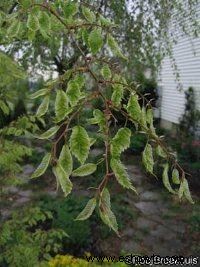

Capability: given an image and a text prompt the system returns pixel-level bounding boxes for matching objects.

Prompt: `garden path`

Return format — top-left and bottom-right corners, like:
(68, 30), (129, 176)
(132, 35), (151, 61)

(1, 149), (199, 258)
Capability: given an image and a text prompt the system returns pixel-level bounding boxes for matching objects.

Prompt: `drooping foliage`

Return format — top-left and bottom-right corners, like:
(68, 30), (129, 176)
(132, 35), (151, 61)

(0, 0), (196, 234)
(0, 0), (199, 75)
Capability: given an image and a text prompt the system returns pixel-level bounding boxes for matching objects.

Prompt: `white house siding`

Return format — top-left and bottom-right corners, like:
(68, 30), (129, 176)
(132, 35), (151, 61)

(158, 3), (200, 127)
(158, 35), (200, 125)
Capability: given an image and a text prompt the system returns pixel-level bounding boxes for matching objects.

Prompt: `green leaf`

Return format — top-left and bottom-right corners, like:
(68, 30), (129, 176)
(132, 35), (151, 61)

(107, 34), (127, 60)
(99, 14), (112, 26)
(27, 28), (36, 41)
(7, 19), (21, 37)
(111, 84), (124, 107)
(53, 163), (72, 197)
(72, 163), (97, 177)
(110, 158), (137, 193)
(81, 28), (89, 46)
(36, 95), (50, 117)
(99, 188), (111, 208)
(63, 69), (72, 80)
(37, 126), (59, 140)
(30, 89), (49, 99)
(101, 65), (112, 80)
(99, 188), (119, 235)
(73, 75), (85, 89)
(67, 80), (82, 107)
(59, 145), (73, 176)
(27, 13), (39, 31)
(39, 11), (51, 30)
(183, 178), (194, 204)
(88, 109), (106, 131)
(70, 126), (90, 164)
(111, 128), (131, 159)
(0, 100), (9, 115)
(142, 143), (154, 174)
(88, 28), (103, 54)
(55, 90), (69, 122)
(75, 198), (96, 220)
(127, 94), (141, 122)
(63, 2), (79, 18)
(172, 168), (180, 184)
(156, 145), (166, 158)
(162, 164), (176, 194)
(146, 108), (153, 125)
(82, 6), (95, 23)
(31, 153), (51, 178)
(100, 207), (119, 235)
(178, 181), (184, 200)
(90, 137), (96, 146)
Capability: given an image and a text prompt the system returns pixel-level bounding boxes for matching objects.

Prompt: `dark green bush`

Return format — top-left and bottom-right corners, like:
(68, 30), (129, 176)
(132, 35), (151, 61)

(0, 206), (68, 267)
(37, 194), (92, 255)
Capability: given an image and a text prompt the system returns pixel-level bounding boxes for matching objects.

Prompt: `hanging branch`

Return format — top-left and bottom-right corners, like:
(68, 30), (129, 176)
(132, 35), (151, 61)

(1, 0), (195, 236)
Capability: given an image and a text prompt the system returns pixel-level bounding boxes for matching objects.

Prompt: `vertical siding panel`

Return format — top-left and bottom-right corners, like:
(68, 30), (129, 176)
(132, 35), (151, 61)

(158, 7), (200, 125)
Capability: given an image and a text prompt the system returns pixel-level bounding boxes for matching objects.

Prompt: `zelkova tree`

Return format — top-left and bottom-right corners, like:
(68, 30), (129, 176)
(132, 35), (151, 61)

(1, 1), (199, 78)
(0, 0), (194, 235)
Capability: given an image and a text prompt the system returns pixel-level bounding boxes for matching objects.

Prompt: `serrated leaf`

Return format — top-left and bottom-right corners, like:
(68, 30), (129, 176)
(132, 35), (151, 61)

(67, 80), (82, 106)
(101, 65), (111, 79)
(88, 28), (103, 54)
(75, 198), (96, 220)
(127, 94), (141, 122)
(0, 100), (9, 115)
(146, 108), (153, 125)
(82, 6), (95, 23)
(72, 163), (97, 177)
(53, 163), (72, 197)
(82, 28), (89, 46)
(99, 14), (112, 26)
(110, 158), (137, 192)
(142, 143), (154, 174)
(100, 188), (111, 208)
(156, 145), (166, 158)
(178, 181), (184, 199)
(88, 109), (106, 131)
(55, 90), (69, 122)
(172, 168), (180, 184)
(183, 178), (194, 204)
(100, 207), (119, 235)
(7, 19), (21, 37)
(100, 208), (119, 236)
(36, 95), (50, 117)
(59, 144), (73, 176)
(37, 126), (59, 140)
(31, 153), (51, 178)
(74, 75), (85, 88)
(111, 128), (131, 159)
(111, 84), (124, 107)
(162, 164), (176, 194)
(107, 34), (127, 60)
(70, 126), (90, 164)
(90, 138), (96, 146)
(30, 89), (49, 99)
(27, 13), (39, 31)
(63, 2), (79, 18)
(99, 189), (119, 235)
